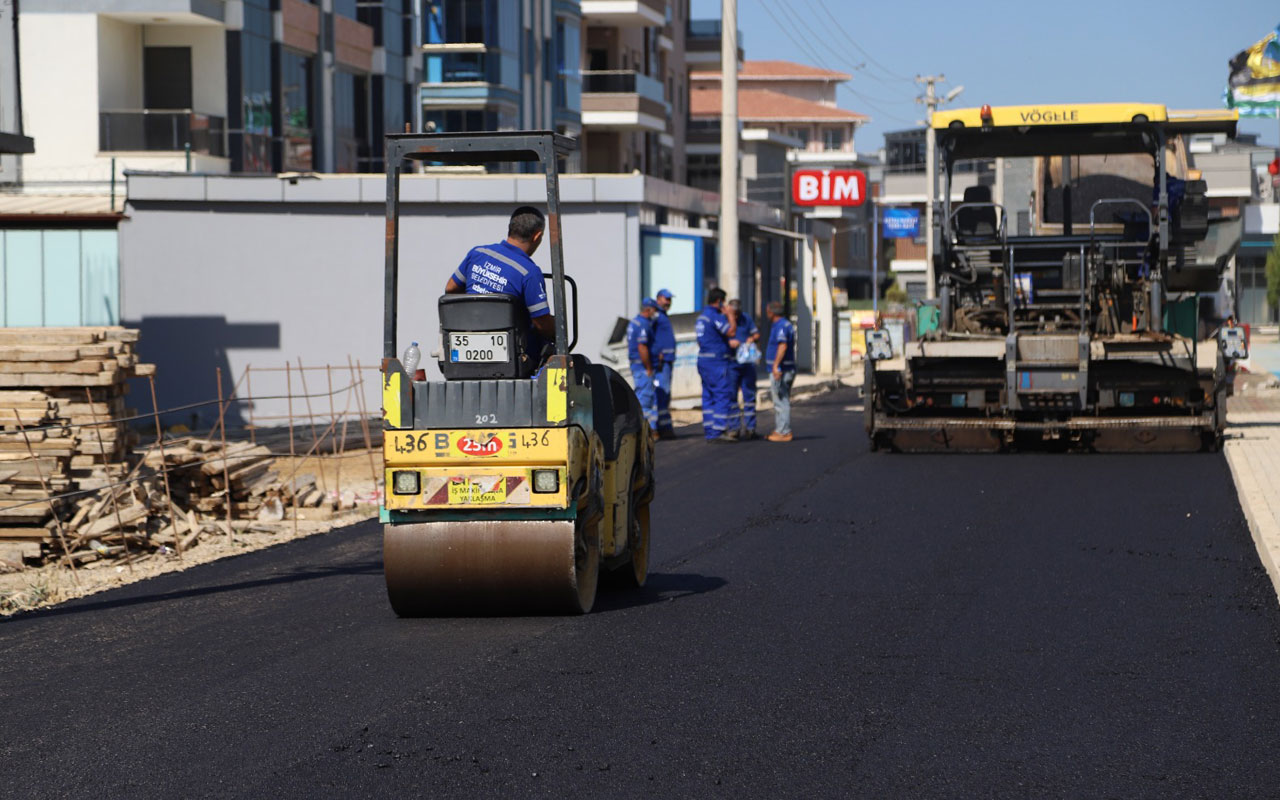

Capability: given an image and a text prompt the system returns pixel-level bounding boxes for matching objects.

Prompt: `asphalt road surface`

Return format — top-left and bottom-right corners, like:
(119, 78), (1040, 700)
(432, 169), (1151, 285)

(5, 387), (1280, 798)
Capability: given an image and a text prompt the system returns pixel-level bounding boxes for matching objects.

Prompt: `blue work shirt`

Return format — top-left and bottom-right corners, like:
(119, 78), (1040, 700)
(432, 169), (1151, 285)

(695, 305), (734, 359)
(766, 317), (797, 371)
(626, 314), (654, 363)
(451, 240), (550, 319)
(733, 312), (758, 342)
(652, 309), (676, 363)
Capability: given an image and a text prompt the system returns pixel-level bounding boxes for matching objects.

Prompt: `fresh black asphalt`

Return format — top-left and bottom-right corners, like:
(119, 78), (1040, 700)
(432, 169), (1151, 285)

(4, 386), (1280, 797)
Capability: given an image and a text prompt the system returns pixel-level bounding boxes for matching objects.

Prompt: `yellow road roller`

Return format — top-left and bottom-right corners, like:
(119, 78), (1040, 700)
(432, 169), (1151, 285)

(379, 131), (654, 615)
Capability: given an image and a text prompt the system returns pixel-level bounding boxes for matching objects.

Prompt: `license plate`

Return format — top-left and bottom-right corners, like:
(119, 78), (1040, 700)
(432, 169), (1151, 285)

(449, 332), (509, 363)
(446, 477), (507, 505)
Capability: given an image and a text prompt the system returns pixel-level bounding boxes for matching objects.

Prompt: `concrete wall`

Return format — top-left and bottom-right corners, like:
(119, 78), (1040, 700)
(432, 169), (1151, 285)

(98, 16), (143, 110)
(19, 13), (102, 184)
(119, 175), (645, 425)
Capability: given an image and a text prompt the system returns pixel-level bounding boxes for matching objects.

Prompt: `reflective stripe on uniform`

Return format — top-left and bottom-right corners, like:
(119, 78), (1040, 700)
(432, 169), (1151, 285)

(475, 246), (530, 276)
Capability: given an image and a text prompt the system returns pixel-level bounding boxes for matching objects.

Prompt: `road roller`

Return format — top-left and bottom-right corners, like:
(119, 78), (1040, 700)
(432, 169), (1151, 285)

(379, 131), (654, 615)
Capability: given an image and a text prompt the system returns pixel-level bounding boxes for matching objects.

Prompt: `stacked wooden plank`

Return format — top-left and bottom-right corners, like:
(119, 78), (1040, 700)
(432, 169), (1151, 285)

(0, 327), (155, 557)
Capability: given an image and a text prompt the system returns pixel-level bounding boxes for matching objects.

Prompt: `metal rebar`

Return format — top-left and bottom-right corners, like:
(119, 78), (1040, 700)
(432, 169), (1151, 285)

(296, 357), (325, 493)
(12, 410), (79, 583)
(245, 363), (256, 445)
(215, 368), (233, 537)
(82, 389), (132, 572)
(147, 374), (181, 559)
(286, 362), (298, 538)
(349, 356), (379, 485)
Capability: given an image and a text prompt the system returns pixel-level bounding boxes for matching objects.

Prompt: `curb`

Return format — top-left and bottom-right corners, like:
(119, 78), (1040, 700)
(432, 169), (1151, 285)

(1224, 436), (1280, 606)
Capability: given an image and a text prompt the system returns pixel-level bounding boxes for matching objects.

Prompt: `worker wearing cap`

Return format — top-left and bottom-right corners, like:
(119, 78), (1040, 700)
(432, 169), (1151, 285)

(695, 287), (739, 443)
(727, 299), (761, 440)
(627, 299), (660, 434)
(651, 289), (677, 439)
(765, 301), (797, 442)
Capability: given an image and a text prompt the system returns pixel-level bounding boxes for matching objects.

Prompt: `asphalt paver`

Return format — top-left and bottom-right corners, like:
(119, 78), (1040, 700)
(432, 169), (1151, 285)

(4, 387), (1280, 797)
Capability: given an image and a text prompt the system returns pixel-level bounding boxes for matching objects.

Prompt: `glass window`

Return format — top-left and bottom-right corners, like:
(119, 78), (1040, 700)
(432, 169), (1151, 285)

(555, 18), (581, 114)
(281, 50), (314, 171)
(334, 69), (368, 172)
(823, 128), (842, 150)
(789, 127), (810, 146)
(444, 0), (485, 42)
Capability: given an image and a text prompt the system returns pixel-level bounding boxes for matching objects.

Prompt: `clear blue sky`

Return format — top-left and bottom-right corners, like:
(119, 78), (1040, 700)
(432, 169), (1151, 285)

(690, 0), (1280, 154)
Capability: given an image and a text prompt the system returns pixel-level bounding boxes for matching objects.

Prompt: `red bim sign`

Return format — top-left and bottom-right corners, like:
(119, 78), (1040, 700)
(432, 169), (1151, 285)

(791, 169), (867, 207)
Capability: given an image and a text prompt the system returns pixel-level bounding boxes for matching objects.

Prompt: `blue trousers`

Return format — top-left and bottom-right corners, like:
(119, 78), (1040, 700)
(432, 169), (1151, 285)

(697, 358), (733, 439)
(731, 363), (758, 432)
(654, 361), (673, 433)
(630, 362), (657, 430)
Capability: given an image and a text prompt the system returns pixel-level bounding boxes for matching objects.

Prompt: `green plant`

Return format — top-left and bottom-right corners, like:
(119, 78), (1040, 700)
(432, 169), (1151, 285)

(884, 281), (909, 306)
(1267, 233), (1280, 311)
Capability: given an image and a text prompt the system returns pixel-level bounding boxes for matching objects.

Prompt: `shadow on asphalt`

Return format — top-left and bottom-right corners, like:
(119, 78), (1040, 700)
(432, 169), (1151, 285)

(7, 559), (384, 621)
(593, 571), (727, 613)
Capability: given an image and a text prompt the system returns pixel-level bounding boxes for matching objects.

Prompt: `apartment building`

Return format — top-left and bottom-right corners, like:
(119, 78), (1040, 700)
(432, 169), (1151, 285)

(421, 0), (688, 180)
(10, 0), (420, 189)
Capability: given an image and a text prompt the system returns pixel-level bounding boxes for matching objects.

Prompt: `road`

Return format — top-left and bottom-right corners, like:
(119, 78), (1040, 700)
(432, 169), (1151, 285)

(4, 386), (1280, 797)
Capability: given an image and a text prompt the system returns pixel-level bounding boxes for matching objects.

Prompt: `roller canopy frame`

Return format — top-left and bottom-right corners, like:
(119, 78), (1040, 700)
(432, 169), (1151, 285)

(382, 131), (579, 365)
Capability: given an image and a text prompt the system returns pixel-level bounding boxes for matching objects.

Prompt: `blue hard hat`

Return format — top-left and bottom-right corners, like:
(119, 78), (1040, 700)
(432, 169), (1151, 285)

(642, 297), (659, 309)
(656, 288), (674, 299)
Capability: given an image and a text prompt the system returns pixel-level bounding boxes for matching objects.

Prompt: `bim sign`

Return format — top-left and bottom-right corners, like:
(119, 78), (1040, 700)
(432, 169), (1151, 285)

(791, 169), (867, 207)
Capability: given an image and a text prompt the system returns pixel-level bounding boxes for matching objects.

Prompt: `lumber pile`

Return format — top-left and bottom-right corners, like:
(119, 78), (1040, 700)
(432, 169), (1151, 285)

(0, 327), (154, 558)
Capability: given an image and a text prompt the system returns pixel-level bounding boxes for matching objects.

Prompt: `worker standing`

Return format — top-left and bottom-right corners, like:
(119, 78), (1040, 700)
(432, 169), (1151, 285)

(695, 288), (739, 443)
(764, 301), (797, 442)
(627, 299), (660, 436)
(652, 289), (677, 439)
(726, 299), (762, 440)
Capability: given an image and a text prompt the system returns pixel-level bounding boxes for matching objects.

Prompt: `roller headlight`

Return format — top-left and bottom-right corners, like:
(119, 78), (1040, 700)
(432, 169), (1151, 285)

(392, 470), (420, 495)
(532, 469), (559, 494)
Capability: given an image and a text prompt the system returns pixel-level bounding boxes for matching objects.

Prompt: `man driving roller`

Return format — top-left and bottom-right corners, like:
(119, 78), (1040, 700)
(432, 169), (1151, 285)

(445, 206), (557, 349)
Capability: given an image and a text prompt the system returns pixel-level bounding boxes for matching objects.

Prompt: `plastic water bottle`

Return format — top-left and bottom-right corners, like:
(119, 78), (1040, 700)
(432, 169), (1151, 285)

(402, 341), (421, 375)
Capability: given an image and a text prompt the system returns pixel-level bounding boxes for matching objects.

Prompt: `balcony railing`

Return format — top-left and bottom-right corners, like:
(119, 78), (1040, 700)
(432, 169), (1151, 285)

(581, 70), (664, 105)
(99, 110), (226, 157)
(430, 50), (503, 83)
(686, 19), (743, 47)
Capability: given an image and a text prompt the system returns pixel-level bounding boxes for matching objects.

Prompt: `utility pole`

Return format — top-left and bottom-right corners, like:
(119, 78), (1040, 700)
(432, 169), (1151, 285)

(718, 0), (739, 300)
(917, 74), (943, 301)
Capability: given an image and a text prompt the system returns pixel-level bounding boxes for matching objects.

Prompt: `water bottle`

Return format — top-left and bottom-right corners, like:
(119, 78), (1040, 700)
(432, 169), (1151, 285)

(402, 341), (421, 375)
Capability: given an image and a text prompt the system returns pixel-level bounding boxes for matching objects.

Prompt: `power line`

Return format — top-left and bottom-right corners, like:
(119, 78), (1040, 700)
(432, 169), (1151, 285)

(752, 0), (917, 124)
(795, 0), (910, 90)
(813, 0), (916, 84)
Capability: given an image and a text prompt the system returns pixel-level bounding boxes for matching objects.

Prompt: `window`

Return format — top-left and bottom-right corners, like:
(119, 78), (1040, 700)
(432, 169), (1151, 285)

(281, 51), (314, 171)
(444, 0), (484, 42)
(333, 69), (370, 172)
(823, 127), (842, 151)
(789, 127), (810, 146)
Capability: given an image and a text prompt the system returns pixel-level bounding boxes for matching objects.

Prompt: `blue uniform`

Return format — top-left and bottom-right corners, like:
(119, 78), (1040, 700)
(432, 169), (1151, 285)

(766, 317), (797, 371)
(651, 310), (677, 433)
(452, 240), (550, 351)
(767, 317), (798, 436)
(730, 312), (759, 433)
(627, 314), (657, 429)
(695, 305), (735, 439)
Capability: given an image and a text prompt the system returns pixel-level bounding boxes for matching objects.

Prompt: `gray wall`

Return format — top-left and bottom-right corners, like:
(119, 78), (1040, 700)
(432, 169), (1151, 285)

(119, 180), (643, 426)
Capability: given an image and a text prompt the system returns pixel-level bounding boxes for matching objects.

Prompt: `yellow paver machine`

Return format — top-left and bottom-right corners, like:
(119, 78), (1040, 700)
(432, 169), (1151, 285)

(865, 104), (1251, 452)
(379, 132), (654, 615)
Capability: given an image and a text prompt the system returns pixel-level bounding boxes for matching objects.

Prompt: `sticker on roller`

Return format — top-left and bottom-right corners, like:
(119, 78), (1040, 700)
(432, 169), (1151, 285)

(447, 477), (508, 504)
(457, 435), (503, 457)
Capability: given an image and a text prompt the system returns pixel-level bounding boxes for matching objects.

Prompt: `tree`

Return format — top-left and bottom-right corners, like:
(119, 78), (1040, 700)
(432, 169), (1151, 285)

(1268, 233), (1280, 312)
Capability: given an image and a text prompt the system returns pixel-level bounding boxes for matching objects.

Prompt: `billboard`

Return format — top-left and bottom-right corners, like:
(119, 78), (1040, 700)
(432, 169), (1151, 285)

(791, 169), (867, 207)
(882, 207), (920, 238)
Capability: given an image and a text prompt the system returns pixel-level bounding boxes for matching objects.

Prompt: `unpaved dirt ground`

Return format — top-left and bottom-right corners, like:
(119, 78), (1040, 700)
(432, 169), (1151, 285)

(0, 448), (383, 615)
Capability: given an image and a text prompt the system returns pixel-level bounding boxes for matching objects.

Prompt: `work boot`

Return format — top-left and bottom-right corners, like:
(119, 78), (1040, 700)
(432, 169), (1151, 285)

(723, 429), (740, 440)
(708, 432), (738, 444)
(767, 432), (793, 442)
(740, 429), (759, 441)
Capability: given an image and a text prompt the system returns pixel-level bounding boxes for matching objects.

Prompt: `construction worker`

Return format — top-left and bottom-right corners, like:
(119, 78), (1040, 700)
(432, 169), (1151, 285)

(444, 206), (554, 351)
(765, 301), (797, 442)
(627, 298), (660, 435)
(695, 288), (739, 443)
(726, 299), (762, 440)
(652, 288), (677, 439)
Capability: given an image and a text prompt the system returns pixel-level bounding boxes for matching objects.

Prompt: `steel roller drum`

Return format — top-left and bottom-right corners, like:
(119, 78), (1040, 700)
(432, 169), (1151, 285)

(383, 520), (598, 616)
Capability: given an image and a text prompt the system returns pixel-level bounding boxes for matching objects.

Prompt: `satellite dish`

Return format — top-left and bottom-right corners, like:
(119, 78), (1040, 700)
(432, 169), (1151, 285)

(944, 85), (965, 103)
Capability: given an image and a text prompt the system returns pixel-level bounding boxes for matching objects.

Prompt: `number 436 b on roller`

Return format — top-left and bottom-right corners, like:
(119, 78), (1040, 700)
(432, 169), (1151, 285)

(389, 429), (553, 457)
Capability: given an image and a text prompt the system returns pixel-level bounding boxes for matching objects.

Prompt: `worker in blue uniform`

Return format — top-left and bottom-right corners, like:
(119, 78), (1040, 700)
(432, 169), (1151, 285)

(695, 287), (739, 443)
(652, 288), (678, 439)
(627, 298), (660, 434)
(445, 206), (554, 358)
(765, 301), (797, 442)
(726, 299), (762, 440)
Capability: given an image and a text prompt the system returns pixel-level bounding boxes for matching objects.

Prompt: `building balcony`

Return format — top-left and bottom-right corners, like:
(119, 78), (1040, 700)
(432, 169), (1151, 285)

(581, 70), (666, 132)
(421, 46), (520, 111)
(685, 19), (743, 68)
(580, 0), (665, 28)
(98, 110), (226, 157)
